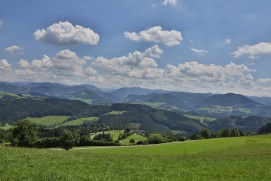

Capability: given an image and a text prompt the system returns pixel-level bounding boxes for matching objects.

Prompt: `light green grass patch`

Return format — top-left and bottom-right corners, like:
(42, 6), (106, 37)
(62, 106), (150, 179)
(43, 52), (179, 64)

(27, 116), (70, 126)
(90, 130), (124, 140)
(198, 106), (233, 113)
(60, 117), (99, 126)
(0, 91), (21, 99)
(0, 125), (14, 130)
(184, 115), (216, 123)
(70, 98), (93, 104)
(119, 134), (147, 145)
(106, 111), (126, 115)
(238, 108), (252, 114)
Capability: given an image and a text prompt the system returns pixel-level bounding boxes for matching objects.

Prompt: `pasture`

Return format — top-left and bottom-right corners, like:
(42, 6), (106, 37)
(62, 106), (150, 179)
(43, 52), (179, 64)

(1, 135), (271, 180)
(27, 116), (70, 126)
(60, 116), (99, 126)
(90, 130), (124, 140)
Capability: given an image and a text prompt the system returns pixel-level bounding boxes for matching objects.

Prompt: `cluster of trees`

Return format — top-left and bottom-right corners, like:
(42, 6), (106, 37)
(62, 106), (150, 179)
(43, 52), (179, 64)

(9, 120), (120, 150)
(191, 128), (245, 140)
(3, 116), (271, 149)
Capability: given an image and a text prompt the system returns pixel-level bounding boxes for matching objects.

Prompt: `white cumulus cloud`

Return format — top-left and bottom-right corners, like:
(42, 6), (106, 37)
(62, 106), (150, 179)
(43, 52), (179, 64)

(0, 59), (11, 69)
(163, 0), (178, 6)
(92, 46), (164, 79)
(191, 48), (208, 56)
(34, 21), (99, 46)
(233, 42), (271, 59)
(5, 45), (23, 54)
(124, 26), (183, 47)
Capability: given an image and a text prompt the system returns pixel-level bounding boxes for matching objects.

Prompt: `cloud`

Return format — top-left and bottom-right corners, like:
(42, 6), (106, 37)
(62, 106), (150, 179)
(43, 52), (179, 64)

(5, 45), (23, 54)
(124, 26), (183, 46)
(162, 0), (178, 6)
(223, 39), (231, 45)
(34, 21), (99, 46)
(16, 49), (96, 81)
(0, 59), (11, 69)
(191, 48), (208, 56)
(0, 20), (2, 28)
(233, 42), (271, 59)
(92, 45), (163, 78)
(2, 46), (271, 96)
(82, 56), (93, 61)
(257, 78), (271, 84)
(144, 45), (163, 58)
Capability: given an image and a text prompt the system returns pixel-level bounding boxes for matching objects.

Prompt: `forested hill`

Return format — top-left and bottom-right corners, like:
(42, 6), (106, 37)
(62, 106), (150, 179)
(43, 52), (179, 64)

(0, 93), (205, 134)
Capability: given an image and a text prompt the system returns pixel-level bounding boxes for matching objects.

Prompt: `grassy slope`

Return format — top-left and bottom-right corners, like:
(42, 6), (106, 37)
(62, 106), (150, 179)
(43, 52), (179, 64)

(90, 130), (124, 140)
(60, 117), (99, 126)
(184, 115), (216, 123)
(0, 125), (13, 130)
(119, 134), (147, 145)
(27, 116), (70, 126)
(1, 135), (271, 180)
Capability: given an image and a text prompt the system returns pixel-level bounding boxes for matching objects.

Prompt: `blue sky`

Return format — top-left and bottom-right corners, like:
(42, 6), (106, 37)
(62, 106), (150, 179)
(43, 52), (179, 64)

(1, 0), (271, 96)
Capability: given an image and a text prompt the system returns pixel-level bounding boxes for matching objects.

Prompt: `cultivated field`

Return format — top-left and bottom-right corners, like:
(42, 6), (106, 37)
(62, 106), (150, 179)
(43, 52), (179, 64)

(1, 135), (271, 180)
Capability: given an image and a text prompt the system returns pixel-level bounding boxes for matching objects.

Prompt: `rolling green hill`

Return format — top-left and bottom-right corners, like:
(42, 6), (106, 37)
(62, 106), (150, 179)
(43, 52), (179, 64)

(196, 93), (271, 117)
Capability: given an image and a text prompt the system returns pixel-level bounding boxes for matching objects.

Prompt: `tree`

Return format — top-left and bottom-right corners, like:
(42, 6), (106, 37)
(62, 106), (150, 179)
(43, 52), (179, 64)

(219, 128), (231, 137)
(11, 120), (38, 147)
(60, 130), (76, 151)
(147, 134), (165, 144)
(200, 128), (211, 139)
(129, 138), (135, 143)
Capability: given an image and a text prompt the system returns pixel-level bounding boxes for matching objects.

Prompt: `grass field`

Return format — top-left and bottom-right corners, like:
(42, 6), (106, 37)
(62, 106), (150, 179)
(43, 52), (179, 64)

(119, 134), (147, 145)
(1, 135), (271, 180)
(0, 125), (13, 130)
(105, 111), (126, 115)
(90, 130), (124, 140)
(60, 117), (99, 126)
(27, 116), (70, 126)
(184, 115), (216, 123)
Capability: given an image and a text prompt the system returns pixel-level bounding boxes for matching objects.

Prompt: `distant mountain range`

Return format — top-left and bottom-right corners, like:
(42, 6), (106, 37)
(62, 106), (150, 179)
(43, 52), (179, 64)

(1, 81), (271, 118)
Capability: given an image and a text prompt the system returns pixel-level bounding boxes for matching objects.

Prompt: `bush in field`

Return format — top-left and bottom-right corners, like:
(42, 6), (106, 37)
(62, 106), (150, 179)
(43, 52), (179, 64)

(35, 137), (60, 148)
(11, 120), (38, 147)
(93, 132), (113, 142)
(147, 134), (165, 144)
(60, 130), (76, 151)
(200, 128), (211, 139)
(129, 139), (135, 143)
(79, 135), (91, 146)
(219, 128), (231, 137)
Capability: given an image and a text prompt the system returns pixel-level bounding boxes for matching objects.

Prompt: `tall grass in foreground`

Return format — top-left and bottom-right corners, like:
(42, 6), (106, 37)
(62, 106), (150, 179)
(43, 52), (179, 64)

(1, 135), (271, 180)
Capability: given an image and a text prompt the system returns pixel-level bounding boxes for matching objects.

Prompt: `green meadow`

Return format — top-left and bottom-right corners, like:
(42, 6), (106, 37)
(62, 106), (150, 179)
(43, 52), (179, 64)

(119, 134), (147, 145)
(0, 125), (13, 130)
(1, 135), (271, 180)
(90, 130), (124, 140)
(60, 116), (99, 126)
(184, 115), (216, 123)
(27, 116), (70, 126)
(27, 116), (99, 127)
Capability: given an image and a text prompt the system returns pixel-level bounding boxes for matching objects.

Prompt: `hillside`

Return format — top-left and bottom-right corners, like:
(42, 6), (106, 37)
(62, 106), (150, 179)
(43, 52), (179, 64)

(0, 82), (118, 104)
(125, 93), (192, 110)
(110, 87), (168, 99)
(0, 94), (204, 134)
(196, 93), (271, 117)
(208, 115), (271, 132)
